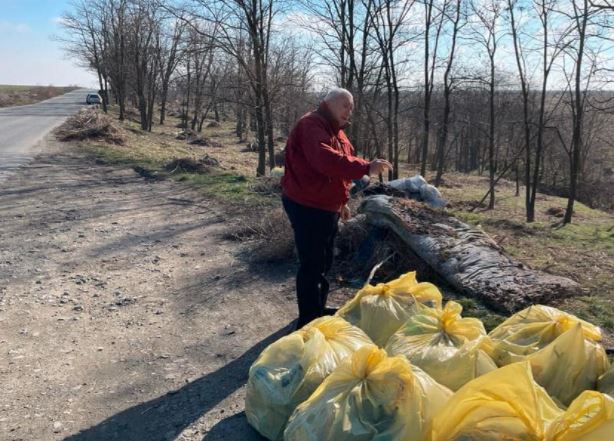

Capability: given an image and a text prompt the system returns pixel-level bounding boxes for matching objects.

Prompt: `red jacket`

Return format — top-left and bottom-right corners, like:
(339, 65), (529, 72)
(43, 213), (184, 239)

(281, 103), (370, 213)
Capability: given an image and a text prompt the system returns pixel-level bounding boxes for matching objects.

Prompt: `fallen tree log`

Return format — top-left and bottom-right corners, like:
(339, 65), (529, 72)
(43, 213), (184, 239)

(359, 195), (582, 313)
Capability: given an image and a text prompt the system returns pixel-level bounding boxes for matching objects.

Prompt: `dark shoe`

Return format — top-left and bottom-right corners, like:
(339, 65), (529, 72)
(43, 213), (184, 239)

(294, 317), (310, 331)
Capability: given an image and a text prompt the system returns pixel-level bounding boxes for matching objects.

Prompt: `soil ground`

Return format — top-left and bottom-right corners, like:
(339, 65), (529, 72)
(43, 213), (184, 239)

(0, 137), (291, 441)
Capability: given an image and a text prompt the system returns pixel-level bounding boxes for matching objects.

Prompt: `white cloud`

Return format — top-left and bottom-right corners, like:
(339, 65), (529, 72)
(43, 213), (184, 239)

(50, 16), (70, 27)
(0, 20), (31, 34)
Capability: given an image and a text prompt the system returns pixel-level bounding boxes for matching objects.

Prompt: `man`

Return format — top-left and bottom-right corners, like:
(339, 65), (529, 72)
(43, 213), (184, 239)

(281, 87), (392, 329)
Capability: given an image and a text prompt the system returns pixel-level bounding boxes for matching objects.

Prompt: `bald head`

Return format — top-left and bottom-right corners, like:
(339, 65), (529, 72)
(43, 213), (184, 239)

(323, 87), (353, 128)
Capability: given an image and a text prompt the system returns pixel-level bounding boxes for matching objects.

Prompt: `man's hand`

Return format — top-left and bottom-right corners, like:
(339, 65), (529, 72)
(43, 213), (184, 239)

(340, 205), (351, 222)
(369, 159), (393, 176)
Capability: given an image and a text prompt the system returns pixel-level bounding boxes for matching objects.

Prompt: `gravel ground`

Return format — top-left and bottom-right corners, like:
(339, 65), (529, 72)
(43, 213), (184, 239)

(0, 138), (297, 441)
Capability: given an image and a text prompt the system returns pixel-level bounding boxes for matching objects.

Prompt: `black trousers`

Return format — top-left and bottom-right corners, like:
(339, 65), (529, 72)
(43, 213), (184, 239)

(282, 196), (339, 328)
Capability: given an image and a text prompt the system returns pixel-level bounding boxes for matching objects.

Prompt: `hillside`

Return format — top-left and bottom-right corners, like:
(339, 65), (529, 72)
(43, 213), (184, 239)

(69, 109), (614, 344)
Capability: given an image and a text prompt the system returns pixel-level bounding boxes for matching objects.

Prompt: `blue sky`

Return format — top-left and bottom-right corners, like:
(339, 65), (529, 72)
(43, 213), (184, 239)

(0, 0), (97, 86)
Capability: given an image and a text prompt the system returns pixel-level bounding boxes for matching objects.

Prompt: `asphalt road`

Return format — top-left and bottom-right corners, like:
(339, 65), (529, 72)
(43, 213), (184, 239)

(0, 89), (92, 182)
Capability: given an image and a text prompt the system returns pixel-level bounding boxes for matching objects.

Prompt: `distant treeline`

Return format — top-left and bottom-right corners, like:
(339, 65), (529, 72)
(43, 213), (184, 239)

(60, 0), (614, 222)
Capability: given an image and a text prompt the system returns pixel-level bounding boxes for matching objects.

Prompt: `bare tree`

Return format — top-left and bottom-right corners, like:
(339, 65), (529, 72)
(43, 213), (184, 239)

(559, 0), (600, 223)
(471, 0), (504, 209)
(171, 0), (278, 176)
(157, 16), (185, 125)
(369, 0), (414, 179)
(434, 0), (464, 186)
(104, 0), (130, 120)
(126, 0), (159, 131)
(59, 0), (110, 112)
(419, 0), (448, 176)
(299, 0), (381, 151)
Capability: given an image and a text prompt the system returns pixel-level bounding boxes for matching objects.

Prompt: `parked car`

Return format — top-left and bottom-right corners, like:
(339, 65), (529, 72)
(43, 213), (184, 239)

(86, 93), (102, 105)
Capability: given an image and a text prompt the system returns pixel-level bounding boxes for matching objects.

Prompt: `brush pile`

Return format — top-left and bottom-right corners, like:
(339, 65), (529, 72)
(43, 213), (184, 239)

(55, 108), (125, 144)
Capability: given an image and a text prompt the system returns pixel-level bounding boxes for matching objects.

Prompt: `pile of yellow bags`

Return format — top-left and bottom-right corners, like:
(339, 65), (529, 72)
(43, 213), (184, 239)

(245, 271), (613, 440)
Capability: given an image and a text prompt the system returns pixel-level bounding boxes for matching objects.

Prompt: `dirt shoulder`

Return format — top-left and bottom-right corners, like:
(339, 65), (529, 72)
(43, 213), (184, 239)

(0, 137), (293, 441)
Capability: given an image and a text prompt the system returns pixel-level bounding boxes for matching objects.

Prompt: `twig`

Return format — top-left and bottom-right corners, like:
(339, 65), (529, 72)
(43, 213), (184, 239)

(366, 255), (393, 285)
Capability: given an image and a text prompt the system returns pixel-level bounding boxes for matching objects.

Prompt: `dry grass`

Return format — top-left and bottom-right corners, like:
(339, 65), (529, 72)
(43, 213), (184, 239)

(94, 108), (272, 176)
(165, 157), (212, 174)
(0, 84), (78, 108)
(250, 176), (282, 196)
(224, 206), (295, 263)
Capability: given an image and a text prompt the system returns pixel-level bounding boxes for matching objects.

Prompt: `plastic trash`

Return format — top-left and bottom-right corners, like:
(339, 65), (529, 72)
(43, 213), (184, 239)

(545, 390), (614, 440)
(426, 361), (563, 441)
(385, 301), (496, 390)
(388, 175), (447, 207)
(487, 304), (602, 366)
(284, 345), (452, 441)
(245, 316), (373, 440)
(526, 323), (609, 406)
(419, 184), (447, 207)
(388, 174), (427, 194)
(336, 271), (443, 346)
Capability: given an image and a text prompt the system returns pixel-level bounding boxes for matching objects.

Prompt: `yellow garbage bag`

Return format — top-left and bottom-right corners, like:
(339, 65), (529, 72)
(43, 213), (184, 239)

(598, 364), (614, 398)
(545, 390), (614, 440)
(426, 361), (563, 441)
(385, 301), (496, 390)
(527, 323), (609, 406)
(336, 271), (443, 346)
(245, 316), (373, 441)
(284, 345), (452, 441)
(487, 304), (602, 366)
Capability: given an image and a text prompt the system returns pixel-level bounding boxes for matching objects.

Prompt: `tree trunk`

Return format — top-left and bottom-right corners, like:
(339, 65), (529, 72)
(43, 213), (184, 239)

(564, 0), (588, 225)
(488, 63), (496, 210)
(360, 195), (581, 313)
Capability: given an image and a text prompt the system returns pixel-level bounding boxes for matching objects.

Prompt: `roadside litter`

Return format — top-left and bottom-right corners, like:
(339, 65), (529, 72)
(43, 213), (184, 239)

(246, 272), (613, 440)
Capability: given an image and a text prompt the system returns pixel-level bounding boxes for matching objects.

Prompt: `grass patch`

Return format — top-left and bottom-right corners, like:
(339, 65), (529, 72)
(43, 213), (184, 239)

(0, 85), (33, 93)
(452, 297), (506, 332)
(0, 84), (78, 108)
(83, 142), (268, 205)
(173, 172), (264, 204)
(76, 109), (274, 207)
(431, 171), (614, 343)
